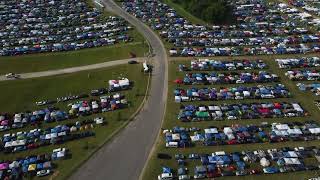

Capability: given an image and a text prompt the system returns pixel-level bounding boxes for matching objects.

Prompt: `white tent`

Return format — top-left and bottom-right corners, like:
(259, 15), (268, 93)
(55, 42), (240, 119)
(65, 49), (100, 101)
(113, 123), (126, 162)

(309, 128), (320, 134)
(287, 128), (302, 135)
(284, 158), (301, 165)
(260, 157), (270, 167)
(172, 133), (181, 141)
(223, 127), (233, 134)
(275, 124), (290, 130)
(204, 128), (218, 134)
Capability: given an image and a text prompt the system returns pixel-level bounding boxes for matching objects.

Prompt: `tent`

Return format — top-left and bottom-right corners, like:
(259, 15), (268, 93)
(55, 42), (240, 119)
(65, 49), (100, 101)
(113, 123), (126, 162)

(283, 158), (301, 165)
(28, 164), (36, 171)
(260, 158), (270, 167)
(0, 163), (9, 170)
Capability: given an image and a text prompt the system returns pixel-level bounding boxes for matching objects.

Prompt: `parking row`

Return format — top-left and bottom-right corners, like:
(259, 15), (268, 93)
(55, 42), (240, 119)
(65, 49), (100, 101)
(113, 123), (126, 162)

(0, 93), (127, 132)
(288, 0), (320, 17)
(297, 83), (320, 96)
(164, 121), (320, 148)
(0, 147), (69, 178)
(275, 56), (320, 69)
(157, 146), (320, 179)
(36, 78), (131, 106)
(174, 71), (280, 85)
(285, 69), (320, 81)
(178, 59), (267, 71)
(1, 118), (104, 154)
(178, 102), (306, 122)
(174, 84), (291, 103)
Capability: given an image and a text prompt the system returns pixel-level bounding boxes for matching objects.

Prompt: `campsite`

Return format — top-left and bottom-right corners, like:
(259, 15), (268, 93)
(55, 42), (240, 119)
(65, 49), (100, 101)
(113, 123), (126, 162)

(0, 64), (149, 179)
(122, 0), (320, 57)
(143, 53), (320, 180)
(1, 0), (320, 179)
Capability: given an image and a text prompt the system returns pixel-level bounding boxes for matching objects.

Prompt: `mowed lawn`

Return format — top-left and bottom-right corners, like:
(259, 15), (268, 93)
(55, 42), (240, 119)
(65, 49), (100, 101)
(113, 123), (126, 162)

(0, 30), (148, 74)
(143, 54), (320, 180)
(0, 64), (149, 180)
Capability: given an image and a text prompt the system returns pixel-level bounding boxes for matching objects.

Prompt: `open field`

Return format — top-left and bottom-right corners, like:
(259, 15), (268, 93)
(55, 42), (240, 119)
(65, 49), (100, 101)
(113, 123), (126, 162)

(0, 64), (149, 180)
(143, 54), (320, 180)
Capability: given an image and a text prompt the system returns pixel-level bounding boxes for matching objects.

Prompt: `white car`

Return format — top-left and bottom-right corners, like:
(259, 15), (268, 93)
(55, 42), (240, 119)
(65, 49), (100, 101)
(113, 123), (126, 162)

(236, 80), (244, 84)
(36, 169), (51, 177)
(261, 94), (275, 99)
(94, 117), (104, 124)
(5, 73), (20, 79)
(235, 96), (244, 100)
(227, 116), (237, 120)
(179, 175), (191, 180)
(158, 173), (173, 180)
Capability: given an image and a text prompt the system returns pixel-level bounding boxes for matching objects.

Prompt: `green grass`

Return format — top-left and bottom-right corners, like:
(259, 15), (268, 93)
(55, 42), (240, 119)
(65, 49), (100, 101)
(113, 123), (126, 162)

(0, 64), (149, 180)
(0, 39), (148, 75)
(142, 54), (320, 180)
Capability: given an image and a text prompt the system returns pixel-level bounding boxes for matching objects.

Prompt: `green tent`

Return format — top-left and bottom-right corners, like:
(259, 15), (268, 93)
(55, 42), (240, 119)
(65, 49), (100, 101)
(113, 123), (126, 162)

(196, 111), (209, 118)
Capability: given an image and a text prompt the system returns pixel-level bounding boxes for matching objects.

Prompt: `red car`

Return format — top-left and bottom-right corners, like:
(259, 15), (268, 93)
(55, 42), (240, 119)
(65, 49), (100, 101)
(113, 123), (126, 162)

(227, 139), (238, 145)
(27, 143), (38, 149)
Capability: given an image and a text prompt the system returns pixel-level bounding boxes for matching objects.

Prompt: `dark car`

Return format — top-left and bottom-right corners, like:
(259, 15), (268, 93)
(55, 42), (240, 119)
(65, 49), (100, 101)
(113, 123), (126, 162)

(157, 153), (172, 159)
(128, 60), (138, 64)
(91, 88), (107, 96)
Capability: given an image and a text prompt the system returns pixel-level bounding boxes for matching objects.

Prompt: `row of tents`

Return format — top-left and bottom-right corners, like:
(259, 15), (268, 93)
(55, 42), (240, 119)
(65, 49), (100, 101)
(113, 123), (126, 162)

(174, 71), (280, 85)
(35, 78), (132, 106)
(0, 0), (133, 56)
(0, 147), (68, 179)
(164, 122), (320, 148)
(0, 93), (127, 132)
(285, 69), (320, 81)
(174, 84), (291, 103)
(178, 102), (306, 122)
(1, 119), (100, 153)
(68, 94), (128, 116)
(170, 44), (320, 57)
(158, 146), (320, 179)
(275, 56), (320, 69)
(288, 0), (320, 21)
(171, 34), (320, 47)
(297, 83), (320, 95)
(178, 59), (267, 71)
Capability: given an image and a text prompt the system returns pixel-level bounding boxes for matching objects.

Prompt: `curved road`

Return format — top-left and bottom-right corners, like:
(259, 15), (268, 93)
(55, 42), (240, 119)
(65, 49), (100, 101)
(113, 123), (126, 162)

(70, 0), (168, 180)
(0, 58), (144, 81)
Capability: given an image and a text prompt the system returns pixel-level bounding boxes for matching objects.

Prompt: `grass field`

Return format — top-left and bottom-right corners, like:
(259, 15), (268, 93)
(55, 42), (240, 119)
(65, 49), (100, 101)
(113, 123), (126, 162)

(0, 36), (148, 74)
(0, 64), (149, 180)
(142, 54), (320, 180)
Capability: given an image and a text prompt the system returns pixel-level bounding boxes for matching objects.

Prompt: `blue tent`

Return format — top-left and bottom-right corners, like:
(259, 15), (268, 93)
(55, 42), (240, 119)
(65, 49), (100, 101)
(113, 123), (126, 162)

(162, 167), (172, 173)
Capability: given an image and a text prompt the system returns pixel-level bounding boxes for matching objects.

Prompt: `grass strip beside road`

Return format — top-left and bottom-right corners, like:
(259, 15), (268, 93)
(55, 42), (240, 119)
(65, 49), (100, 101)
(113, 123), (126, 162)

(0, 41), (148, 74)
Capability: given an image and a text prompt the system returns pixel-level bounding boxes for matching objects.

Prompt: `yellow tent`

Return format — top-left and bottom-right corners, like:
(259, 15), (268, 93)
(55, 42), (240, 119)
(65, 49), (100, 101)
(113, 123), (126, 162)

(28, 164), (36, 171)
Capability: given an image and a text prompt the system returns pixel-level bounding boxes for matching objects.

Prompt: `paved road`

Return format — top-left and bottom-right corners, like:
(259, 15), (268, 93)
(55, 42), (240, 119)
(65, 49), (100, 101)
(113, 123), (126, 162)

(70, 0), (168, 180)
(0, 58), (144, 81)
